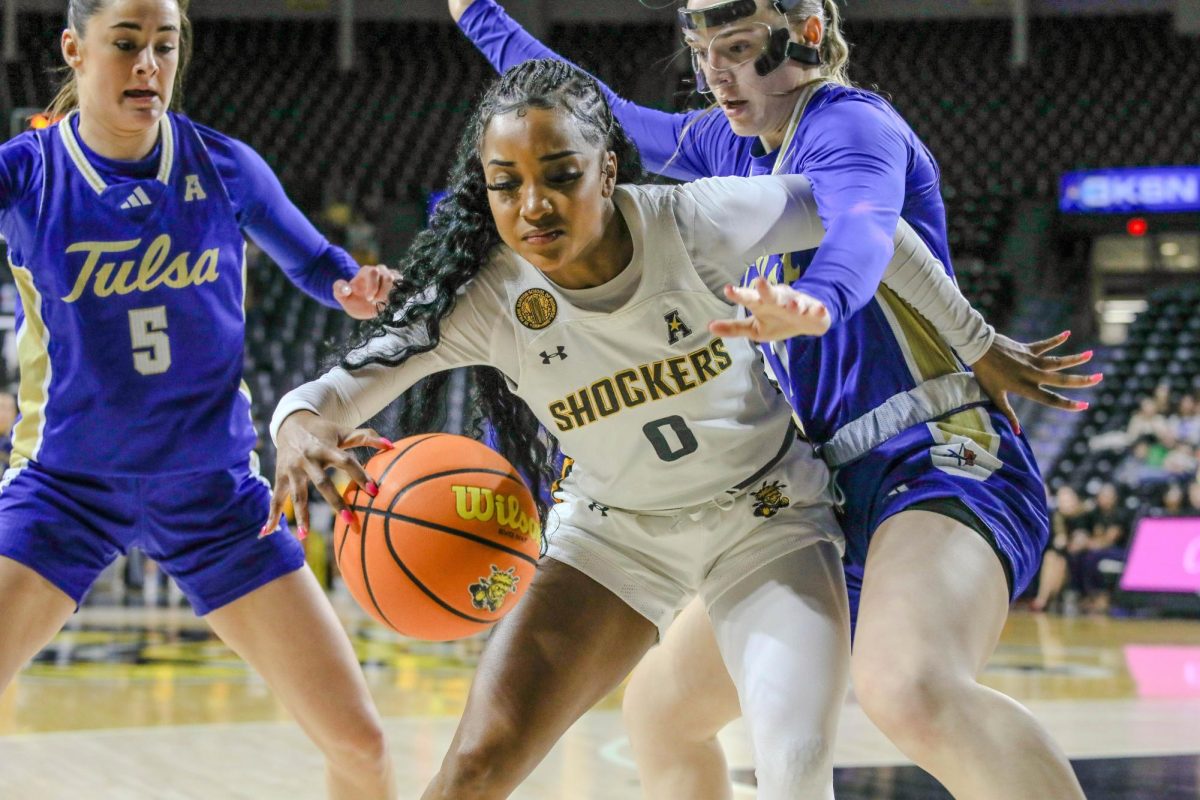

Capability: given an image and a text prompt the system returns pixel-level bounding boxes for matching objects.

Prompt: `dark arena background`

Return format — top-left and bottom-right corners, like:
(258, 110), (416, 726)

(1, 1), (1199, 797)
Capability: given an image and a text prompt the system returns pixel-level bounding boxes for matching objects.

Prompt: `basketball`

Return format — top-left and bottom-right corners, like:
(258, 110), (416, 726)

(334, 433), (542, 641)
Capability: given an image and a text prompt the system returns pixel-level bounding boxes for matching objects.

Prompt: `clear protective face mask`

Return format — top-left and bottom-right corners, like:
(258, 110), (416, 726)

(678, 0), (820, 94)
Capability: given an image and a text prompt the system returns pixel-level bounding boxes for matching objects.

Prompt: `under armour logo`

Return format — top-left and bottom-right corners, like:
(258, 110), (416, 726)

(540, 346), (568, 364)
(587, 501), (609, 517)
(665, 309), (693, 345)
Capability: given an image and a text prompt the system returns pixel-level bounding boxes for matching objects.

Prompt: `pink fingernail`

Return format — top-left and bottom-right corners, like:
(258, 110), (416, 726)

(1062, 330), (1072, 338)
(1092, 373), (1104, 382)
(1075, 401), (1090, 411)
(1082, 350), (1094, 359)
(258, 525), (273, 539)
(340, 509), (356, 525)
(297, 526), (308, 541)
(378, 437), (394, 449)
(365, 481), (380, 497)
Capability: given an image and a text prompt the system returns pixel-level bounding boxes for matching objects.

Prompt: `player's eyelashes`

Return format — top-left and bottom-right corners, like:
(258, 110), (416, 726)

(485, 174), (582, 193)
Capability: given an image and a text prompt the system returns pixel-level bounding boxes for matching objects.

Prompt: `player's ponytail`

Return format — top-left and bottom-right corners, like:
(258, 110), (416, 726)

(46, 0), (193, 120)
(343, 59), (645, 526)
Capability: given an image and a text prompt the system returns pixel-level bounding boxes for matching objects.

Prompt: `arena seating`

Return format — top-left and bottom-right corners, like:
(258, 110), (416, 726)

(1046, 284), (1200, 500)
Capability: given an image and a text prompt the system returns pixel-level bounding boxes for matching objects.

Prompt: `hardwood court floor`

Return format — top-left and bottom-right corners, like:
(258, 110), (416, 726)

(2, 600), (1199, 799)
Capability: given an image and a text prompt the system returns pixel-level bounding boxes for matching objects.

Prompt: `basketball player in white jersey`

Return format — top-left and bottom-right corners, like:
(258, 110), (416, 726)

(268, 60), (998, 799)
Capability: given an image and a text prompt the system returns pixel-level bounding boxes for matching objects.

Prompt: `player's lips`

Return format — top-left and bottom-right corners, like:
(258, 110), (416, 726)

(521, 229), (564, 245)
(124, 89), (159, 99)
(719, 98), (749, 115)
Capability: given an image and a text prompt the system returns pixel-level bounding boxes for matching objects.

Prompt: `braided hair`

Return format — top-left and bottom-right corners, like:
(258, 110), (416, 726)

(342, 59), (646, 524)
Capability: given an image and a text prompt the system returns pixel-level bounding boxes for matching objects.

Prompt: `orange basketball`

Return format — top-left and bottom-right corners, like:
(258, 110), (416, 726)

(335, 433), (542, 641)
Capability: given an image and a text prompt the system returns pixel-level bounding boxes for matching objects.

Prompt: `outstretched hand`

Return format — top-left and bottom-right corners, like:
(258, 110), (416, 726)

(334, 265), (399, 320)
(709, 277), (832, 342)
(971, 331), (1102, 434)
(449, 0), (478, 22)
(263, 411), (393, 540)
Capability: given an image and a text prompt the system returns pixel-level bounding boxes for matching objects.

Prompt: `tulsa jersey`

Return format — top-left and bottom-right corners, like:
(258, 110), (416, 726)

(275, 177), (850, 512)
(0, 112), (352, 476)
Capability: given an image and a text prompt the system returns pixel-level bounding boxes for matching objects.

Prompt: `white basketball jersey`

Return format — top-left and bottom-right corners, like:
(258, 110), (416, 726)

(276, 182), (833, 513)
(487, 184), (823, 511)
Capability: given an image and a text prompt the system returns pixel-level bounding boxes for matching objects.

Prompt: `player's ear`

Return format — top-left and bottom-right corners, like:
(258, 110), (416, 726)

(62, 29), (82, 69)
(601, 151), (618, 198)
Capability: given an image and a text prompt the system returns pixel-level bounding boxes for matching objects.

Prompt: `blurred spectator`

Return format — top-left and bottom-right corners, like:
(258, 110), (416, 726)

(1127, 397), (1168, 443)
(1183, 481), (1200, 514)
(1157, 482), (1186, 515)
(1076, 483), (1132, 615)
(1032, 486), (1092, 613)
(1160, 430), (1199, 476)
(1152, 381), (1173, 415)
(1168, 393), (1200, 446)
(1114, 437), (1171, 487)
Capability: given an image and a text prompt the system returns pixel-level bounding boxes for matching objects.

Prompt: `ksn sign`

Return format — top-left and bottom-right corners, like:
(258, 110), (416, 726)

(1060, 167), (1200, 214)
(1120, 517), (1200, 594)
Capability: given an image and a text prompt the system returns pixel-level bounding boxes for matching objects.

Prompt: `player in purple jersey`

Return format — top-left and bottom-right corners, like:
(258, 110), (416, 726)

(0, 2), (395, 797)
(449, 0), (1094, 797)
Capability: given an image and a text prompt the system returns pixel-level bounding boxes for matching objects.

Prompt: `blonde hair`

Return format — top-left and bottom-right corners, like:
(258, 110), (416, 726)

(786, 0), (853, 87)
(46, 0), (193, 120)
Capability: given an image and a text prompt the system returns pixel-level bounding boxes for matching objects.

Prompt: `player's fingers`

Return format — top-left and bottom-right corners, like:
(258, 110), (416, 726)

(1033, 350), (1094, 372)
(291, 482), (311, 541)
(331, 451), (375, 496)
(754, 276), (775, 303)
(724, 284), (761, 307)
(1023, 385), (1090, 412)
(309, 470), (346, 516)
(1026, 330), (1071, 356)
(709, 318), (759, 338)
(339, 427), (392, 451)
(261, 483), (287, 538)
(993, 393), (1021, 436)
(1036, 370), (1104, 389)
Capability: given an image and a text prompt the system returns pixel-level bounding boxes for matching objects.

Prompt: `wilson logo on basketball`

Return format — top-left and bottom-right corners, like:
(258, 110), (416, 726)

(451, 485), (542, 543)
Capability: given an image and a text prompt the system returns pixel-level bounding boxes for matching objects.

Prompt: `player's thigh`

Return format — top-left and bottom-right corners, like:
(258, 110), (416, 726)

(451, 557), (657, 759)
(625, 596), (740, 734)
(0, 556), (76, 685)
(855, 509), (1009, 679)
(204, 567), (382, 744)
(144, 463), (305, 616)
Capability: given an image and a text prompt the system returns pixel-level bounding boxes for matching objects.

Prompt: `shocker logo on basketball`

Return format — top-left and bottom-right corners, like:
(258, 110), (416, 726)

(469, 565), (521, 613)
(664, 309), (693, 345)
(515, 288), (558, 330)
(751, 481), (791, 518)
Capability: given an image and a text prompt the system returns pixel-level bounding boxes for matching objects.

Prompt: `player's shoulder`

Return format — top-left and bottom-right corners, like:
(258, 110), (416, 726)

(810, 84), (905, 127)
(0, 129), (45, 203)
(182, 115), (257, 163)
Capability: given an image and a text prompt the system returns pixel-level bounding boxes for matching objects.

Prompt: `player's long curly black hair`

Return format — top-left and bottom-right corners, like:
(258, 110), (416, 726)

(342, 59), (646, 525)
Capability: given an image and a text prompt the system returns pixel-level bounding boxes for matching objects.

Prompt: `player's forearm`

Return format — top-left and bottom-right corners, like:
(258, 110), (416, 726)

(874, 222), (995, 365)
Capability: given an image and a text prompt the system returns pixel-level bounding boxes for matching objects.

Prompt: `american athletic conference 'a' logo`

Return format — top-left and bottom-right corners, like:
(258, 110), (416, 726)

(515, 288), (557, 330)
(664, 309), (693, 345)
(469, 565), (520, 612)
(751, 480), (791, 518)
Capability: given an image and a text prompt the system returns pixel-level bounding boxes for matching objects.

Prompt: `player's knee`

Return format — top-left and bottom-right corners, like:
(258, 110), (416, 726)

(852, 654), (955, 747)
(753, 733), (833, 797)
(323, 716), (391, 778)
(431, 735), (523, 798)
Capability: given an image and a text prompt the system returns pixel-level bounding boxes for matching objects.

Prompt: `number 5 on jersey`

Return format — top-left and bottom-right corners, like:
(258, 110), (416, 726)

(129, 306), (172, 375)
